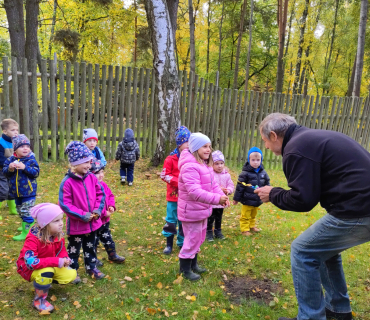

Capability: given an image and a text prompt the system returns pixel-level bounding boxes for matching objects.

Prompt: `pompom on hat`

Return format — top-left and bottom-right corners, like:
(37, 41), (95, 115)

(83, 128), (98, 143)
(65, 141), (94, 166)
(31, 203), (63, 229)
(212, 150), (225, 163)
(12, 134), (30, 151)
(189, 132), (211, 153)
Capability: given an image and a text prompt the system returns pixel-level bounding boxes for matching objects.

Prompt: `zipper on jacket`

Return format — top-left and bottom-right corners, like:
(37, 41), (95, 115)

(82, 178), (93, 232)
(16, 169), (19, 197)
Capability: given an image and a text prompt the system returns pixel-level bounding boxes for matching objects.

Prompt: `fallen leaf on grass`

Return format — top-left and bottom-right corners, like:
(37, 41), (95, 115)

(156, 282), (163, 289)
(124, 276), (133, 281)
(73, 301), (82, 309)
(192, 310), (199, 320)
(39, 310), (51, 315)
(173, 275), (183, 284)
(147, 308), (157, 315)
(209, 290), (215, 296)
(50, 295), (57, 301)
(64, 314), (68, 319)
(222, 309), (226, 313)
(186, 295), (196, 302)
(162, 309), (169, 317)
(16, 311), (19, 315)
(172, 312), (178, 316)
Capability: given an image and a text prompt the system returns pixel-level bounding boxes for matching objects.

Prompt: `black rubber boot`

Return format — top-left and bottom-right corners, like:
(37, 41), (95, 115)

(214, 229), (225, 240)
(206, 230), (214, 242)
(191, 254), (207, 274)
(179, 258), (201, 281)
(163, 235), (174, 255)
(326, 308), (353, 320)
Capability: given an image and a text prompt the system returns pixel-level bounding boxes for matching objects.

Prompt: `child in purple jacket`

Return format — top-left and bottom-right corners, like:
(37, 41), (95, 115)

(59, 141), (105, 282)
(90, 159), (125, 266)
(178, 133), (229, 281)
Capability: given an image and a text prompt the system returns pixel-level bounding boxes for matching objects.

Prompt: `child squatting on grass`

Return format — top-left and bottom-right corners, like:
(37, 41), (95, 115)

(83, 128), (107, 166)
(233, 147), (270, 236)
(90, 159), (125, 265)
(0, 118), (19, 220)
(3, 134), (40, 241)
(59, 141), (106, 282)
(16, 203), (77, 313)
(206, 150), (234, 242)
(161, 126), (191, 255)
(177, 133), (229, 281)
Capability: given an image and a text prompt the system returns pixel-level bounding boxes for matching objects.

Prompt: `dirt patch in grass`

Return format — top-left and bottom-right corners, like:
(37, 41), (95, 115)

(224, 276), (283, 305)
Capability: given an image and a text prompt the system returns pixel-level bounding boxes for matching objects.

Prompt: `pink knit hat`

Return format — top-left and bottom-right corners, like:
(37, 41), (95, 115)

(31, 203), (63, 229)
(212, 150), (225, 163)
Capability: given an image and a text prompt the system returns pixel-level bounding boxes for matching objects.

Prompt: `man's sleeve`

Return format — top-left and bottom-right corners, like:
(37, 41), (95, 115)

(269, 153), (321, 212)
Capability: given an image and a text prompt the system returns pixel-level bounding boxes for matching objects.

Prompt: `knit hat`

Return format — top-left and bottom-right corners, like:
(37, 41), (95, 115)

(65, 141), (94, 166)
(124, 128), (134, 143)
(189, 133), (211, 153)
(12, 134), (30, 151)
(248, 146), (263, 162)
(212, 150), (225, 163)
(83, 128), (98, 143)
(170, 126), (191, 157)
(90, 158), (105, 174)
(31, 203), (63, 229)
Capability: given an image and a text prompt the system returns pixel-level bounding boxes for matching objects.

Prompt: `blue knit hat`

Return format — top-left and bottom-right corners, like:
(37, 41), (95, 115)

(65, 141), (94, 166)
(12, 134), (30, 151)
(248, 146), (263, 162)
(189, 133), (211, 153)
(90, 158), (105, 174)
(170, 126), (191, 157)
(124, 128), (134, 142)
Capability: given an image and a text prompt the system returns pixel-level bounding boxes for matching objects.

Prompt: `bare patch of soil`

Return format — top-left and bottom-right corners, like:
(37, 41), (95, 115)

(224, 276), (283, 305)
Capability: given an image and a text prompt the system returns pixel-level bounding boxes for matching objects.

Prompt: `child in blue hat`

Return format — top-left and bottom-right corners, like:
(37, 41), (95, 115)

(233, 147), (270, 236)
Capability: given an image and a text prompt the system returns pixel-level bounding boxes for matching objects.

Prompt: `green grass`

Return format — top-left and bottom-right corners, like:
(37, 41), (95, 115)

(0, 160), (369, 319)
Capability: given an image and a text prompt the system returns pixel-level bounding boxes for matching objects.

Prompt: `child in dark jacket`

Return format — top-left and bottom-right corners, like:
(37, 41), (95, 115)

(0, 119), (19, 219)
(115, 128), (140, 186)
(17, 203), (77, 312)
(90, 159), (125, 265)
(160, 126), (191, 255)
(83, 128), (107, 166)
(233, 147), (270, 236)
(3, 134), (40, 241)
(59, 141), (105, 281)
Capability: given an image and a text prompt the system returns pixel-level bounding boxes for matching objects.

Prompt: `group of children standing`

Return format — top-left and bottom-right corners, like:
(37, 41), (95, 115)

(0, 116), (271, 312)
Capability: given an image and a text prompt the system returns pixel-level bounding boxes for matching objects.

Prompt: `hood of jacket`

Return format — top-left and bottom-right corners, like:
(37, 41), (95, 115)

(124, 128), (134, 143)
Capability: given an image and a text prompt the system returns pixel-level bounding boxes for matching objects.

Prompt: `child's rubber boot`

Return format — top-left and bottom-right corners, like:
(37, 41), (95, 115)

(163, 235), (174, 255)
(214, 229), (225, 240)
(326, 309), (353, 320)
(179, 258), (201, 281)
(13, 221), (33, 241)
(87, 267), (105, 280)
(32, 281), (54, 313)
(7, 199), (17, 215)
(206, 230), (214, 242)
(191, 254), (207, 274)
(108, 252), (126, 263)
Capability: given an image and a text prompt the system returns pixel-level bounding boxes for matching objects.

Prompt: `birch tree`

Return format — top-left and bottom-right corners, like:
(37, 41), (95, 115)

(145, 0), (181, 166)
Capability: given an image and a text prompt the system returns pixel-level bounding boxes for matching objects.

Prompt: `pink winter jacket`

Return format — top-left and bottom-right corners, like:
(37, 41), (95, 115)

(213, 169), (235, 208)
(178, 149), (224, 222)
(100, 181), (116, 225)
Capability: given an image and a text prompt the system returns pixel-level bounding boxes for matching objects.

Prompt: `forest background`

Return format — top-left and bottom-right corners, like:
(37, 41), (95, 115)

(0, 0), (368, 98)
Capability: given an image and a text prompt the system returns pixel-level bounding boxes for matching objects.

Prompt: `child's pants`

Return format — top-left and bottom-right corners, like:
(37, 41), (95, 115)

(240, 205), (258, 232)
(207, 208), (224, 231)
(16, 198), (35, 223)
(31, 267), (77, 285)
(67, 231), (98, 271)
(179, 219), (207, 259)
(162, 201), (184, 247)
(0, 170), (9, 201)
(120, 163), (135, 182)
(95, 221), (116, 255)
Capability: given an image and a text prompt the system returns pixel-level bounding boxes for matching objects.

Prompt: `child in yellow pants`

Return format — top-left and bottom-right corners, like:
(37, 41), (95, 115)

(17, 203), (78, 313)
(233, 147), (270, 236)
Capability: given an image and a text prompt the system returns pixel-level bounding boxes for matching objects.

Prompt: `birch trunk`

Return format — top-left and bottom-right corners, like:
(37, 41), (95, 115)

(233, 0), (247, 90)
(276, 0), (289, 93)
(217, 0), (225, 74)
(244, 0), (254, 91)
(145, 0), (181, 166)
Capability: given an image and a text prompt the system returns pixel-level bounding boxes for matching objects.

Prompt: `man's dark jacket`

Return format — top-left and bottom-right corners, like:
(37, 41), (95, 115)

(270, 125), (370, 219)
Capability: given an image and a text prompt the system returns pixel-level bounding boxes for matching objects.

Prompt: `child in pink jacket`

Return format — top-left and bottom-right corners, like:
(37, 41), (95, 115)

(178, 133), (229, 281)
(90, 159), (125, 265)
(206, 150), (234, 241)
(59, 141), (105, 282)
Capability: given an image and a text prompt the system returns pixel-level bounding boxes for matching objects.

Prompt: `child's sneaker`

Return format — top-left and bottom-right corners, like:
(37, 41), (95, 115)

(214, 229), (225, 240)
(206, 230), (214, 242)
(120, 177), (126, 185)
(87, 267), (105, 280)
(128, 182), (133, 186)
(108, 252), (126, 264)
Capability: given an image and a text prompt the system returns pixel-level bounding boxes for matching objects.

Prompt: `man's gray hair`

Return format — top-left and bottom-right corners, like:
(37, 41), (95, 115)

(259, 113), (297, 139)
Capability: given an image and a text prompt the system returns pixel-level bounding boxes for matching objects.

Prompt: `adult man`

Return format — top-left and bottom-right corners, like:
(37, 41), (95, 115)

(255, 113), (370, 320)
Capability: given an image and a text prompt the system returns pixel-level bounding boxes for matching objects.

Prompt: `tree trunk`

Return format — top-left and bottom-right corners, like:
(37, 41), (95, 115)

(233, 0), (247, 90)
(145, 0), (181, 166)
(217, 0), (225, 74)
(206, 0), (211, 77)
(48, 0), (58, 59)
(276, 0), (289, 93)
(292, 0), (309, 94)
(189, 0), (196, 74)
(166, 0), (179, 48)
(347, 55), (357, 97)
(353, 0), (368, 97)
(244, 0), (254, 91)
(134, 0), (138, 66)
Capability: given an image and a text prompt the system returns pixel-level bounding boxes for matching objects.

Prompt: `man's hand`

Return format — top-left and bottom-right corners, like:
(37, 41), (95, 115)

(254, 186), (273, 203)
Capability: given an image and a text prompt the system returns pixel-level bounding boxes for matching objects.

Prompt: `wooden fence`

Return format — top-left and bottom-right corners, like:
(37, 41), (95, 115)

(0, 56), (369, 169)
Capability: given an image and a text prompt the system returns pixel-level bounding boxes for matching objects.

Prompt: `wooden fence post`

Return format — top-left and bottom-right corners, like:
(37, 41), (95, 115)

(111, 66), (120, 157)
(99, 65), (107, 151)
(94, 64), (100, 134)
(65, 62), (72, 146)
(87, 63), (93, 128)
(118, 67), (126, 142)
(59, 60), (65, 160)
(3, 57), (10, 118)
(79, 62), (86, 141)
(41, 60), (48, 161)
(22, 58), (30, 138)
(105, 65), (114, 159)
(142, 68), (150, 156)
(31, 60), (39, 161)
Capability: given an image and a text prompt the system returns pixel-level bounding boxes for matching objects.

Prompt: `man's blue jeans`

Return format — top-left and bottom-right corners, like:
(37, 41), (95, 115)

(291, 213), (370, 320)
